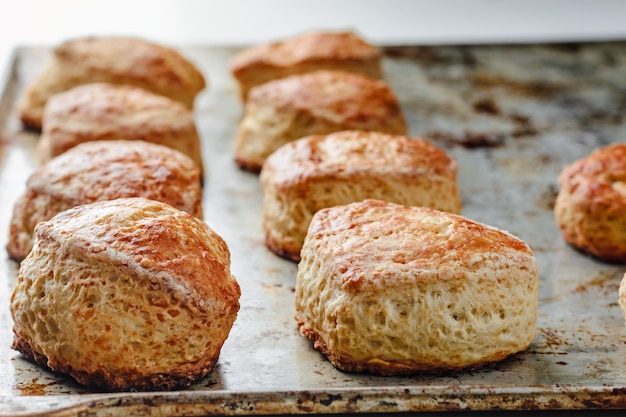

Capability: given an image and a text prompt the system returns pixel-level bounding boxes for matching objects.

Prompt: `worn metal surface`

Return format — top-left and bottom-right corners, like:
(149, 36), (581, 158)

(0, 43), (626, 416)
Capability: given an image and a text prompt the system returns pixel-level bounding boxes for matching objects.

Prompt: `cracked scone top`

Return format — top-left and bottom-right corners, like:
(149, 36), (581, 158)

(234, 70), (407, 173)
(230, 30), (383, 100)
(261, 130), (461, 261)
(295, 199), (539, 375)
(18, 36), (206, 129)
(7, 140), (203, 262)
(36, 83), (205, 174)
(10, 197), (240, 391)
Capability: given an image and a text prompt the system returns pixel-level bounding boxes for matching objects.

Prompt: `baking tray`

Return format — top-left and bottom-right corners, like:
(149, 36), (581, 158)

(1, 42), (626, 416)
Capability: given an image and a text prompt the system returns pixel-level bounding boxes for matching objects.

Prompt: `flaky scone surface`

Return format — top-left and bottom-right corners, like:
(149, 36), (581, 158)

(295, 199), (539, 375)
(10, 198), (240, 391)
(7, 140), (203, 262)
(36, 83), (204, 173)
(261, 130), (460, 261)
(18, 36), (206, 129)
(554, 143), (626, 263)
(235, 70), (407, 173)
(230, 31), (383, 100)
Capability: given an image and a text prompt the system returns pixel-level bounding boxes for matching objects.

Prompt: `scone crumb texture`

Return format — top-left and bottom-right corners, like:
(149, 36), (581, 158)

(295, 199), (539, 375)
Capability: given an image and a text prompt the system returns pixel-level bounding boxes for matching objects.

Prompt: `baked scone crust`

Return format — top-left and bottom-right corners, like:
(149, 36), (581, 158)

(10, 198), (240, 391)
(7, 140), (203, 262)
(230, 31), (383, 100)
(295, 199), (539, 375)
(36, 83), (204, 173)
(19, 36), (206, 129)
(235, 70), (407, 173)
(261, 130), (461, 261)
(554, 143), (626, 263)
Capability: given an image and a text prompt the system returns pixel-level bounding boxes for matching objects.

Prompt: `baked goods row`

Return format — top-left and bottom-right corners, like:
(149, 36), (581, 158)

(8, 37), (239, 392)
(229, 31), (626, 375)
(4, 31), (626, 392)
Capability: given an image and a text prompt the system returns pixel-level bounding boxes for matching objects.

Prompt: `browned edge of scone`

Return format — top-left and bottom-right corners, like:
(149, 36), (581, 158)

(12, 335), (215, 391)
(295, 317), (517, 377)
(264, 233), (301, 263)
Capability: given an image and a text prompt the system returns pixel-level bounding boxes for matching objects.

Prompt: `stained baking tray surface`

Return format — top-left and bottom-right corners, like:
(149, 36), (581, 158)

(0, 43), (625, 416)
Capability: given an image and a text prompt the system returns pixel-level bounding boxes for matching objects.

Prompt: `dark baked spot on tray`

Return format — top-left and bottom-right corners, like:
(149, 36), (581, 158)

(427, 131), (505, 149)
(535, 328), (571, 352)
(472, 97), (500, 116)
(472, 73), (563, 99)
(537, 183), (559, 211)
(16, 377), (61, 396)
(573, 270), (621, 295)
(509, 113), (539, 137)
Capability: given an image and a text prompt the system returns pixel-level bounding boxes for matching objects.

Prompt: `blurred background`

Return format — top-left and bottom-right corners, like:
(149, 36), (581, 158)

(1, 0), (626, 75)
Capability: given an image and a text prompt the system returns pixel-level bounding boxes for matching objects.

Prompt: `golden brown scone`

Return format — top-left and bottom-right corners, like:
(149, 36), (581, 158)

(235, 70), (407, 173)
(36, 83), (204, 174)
(554, 143), (626, 263)
(10, 197), (240, 391)
(18, 36), (206, 129)
(618, 274), (626, 321)
(261, 130), (461, 261)
(7, 140), (203, 262)
(230, 31), (383, 100)
(295, 199), (539, 375)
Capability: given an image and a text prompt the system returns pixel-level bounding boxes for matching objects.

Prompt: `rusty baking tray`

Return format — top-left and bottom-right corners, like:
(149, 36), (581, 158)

(1, 42), (626, 416)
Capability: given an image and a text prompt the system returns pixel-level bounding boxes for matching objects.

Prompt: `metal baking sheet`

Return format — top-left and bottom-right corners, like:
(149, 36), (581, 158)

(1, 42), (626, 416)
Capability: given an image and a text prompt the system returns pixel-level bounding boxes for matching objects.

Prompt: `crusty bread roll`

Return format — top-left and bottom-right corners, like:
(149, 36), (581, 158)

(230, 30), (383, 101)
(235, 70), (407, 173)
(618, 274), (626, 322)
(10, 197), (240, 391)
(18, 36), (206, 129)
(7, 140), (203, 262)
(554, 143), (626, 263)
(36, 83), (204, 174)
(261, 130), (461, 261)
(295, 199), (539, 375)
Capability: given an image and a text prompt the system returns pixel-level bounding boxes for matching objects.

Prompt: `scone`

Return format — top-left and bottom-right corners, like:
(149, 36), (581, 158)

(36, 83), (204, 174)
(235, 70), (407, 172)
(10, 197), (241, 391)
(230, 30), (383, 100)
(618, 274), (626, 322)
(554, 143), (626, 263)
(295, 199), (539, 375)
(7, 140), (203, 262)
(261, 130), (461, 261)
(18, 36), (206, 129)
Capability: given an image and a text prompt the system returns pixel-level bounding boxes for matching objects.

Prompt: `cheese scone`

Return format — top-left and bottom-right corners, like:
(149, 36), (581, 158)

(555, 143), (626, 263)
(19, 36), (206, 129)
(261, 130), (460, 261)
(230, 30), (383, 100)
(10, 197), (240, 391)
(36, 83), (204, 174)
(7, 140), (203, 262)
(295, 199), (539, 375)
(235, 70), (407, 173)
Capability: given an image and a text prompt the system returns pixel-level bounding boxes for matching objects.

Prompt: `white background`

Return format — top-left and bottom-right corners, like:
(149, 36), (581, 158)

(1, 0), (626, 80)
